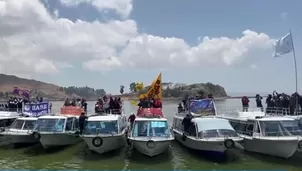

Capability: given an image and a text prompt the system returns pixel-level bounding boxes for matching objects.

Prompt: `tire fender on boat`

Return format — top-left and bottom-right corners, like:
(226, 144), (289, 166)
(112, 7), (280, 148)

(182, 132), (188, 141)
(224, 139), (235, 149)
(146, 140), (156, 149)
(92, 137), (103, 147)
(298, 140), (302, 149)
(33, 132), (41, 140)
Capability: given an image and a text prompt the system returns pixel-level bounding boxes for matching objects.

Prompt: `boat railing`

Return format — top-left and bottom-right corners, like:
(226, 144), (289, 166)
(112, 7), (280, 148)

(217, 107), (302, 116)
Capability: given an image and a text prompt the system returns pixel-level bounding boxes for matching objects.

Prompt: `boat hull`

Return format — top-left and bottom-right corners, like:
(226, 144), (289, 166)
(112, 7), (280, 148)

(129, 138), (173, 157)
(0, 133), (11, 145)
(7, 134), (38, 145)
(82, 135), (125, 154)
(243, 137), (299, 158)
(174, 130), (241, 160)
(39, 133), (81, 149)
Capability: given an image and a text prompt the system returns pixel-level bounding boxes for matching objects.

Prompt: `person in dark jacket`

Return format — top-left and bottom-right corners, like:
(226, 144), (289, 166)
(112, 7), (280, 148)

(255, 94), (263, 112)
(128, 113), (136, 129)
(182, 114), (192, 134)
(241, 96), (250, 112)
(78, 112), (87, 135)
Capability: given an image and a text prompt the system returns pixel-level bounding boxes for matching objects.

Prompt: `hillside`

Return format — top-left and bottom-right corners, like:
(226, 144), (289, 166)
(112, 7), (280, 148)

(0, 74), (106, 100)
(127, 82), (227, 99)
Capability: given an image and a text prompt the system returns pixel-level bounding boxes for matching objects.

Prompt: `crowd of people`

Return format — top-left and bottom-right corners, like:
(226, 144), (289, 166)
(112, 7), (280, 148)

(241, 91), (302, 115)
(0, 96), (48, 112)
(137, 96), (162, 109)
(63, 98), (87, 112)
(94, 96), (122, 114)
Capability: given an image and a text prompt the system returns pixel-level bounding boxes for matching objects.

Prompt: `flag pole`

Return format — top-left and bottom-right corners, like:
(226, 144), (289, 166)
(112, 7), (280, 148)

(289, 29), (299, 114)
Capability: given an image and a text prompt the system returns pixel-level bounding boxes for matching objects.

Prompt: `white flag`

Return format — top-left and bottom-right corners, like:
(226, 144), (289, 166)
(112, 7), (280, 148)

(273, 33), (294, 57)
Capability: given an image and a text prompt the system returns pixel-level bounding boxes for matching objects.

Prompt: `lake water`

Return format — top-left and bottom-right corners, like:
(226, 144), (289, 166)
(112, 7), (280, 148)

(0, 99), (301, 170)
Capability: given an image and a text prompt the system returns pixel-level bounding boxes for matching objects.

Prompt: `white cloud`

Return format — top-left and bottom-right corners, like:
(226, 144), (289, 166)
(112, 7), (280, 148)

(0, 0), (274, 77)
(59, 0), (133, 18)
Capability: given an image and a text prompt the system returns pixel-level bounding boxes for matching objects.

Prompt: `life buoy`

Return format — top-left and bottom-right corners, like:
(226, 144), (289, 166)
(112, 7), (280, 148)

(33, 132), (41, 140)
(146, 140), (156, 149)
(224, 139), (235, 149)
(92, 137), (103, 147)
(298, 140), (302, 148)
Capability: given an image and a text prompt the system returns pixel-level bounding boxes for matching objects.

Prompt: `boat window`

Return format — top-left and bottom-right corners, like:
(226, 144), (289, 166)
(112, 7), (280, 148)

(23, 120), (36, 130)
(10, 120), (24, 129)
(254, 122), (260, 133)
(198, 129), (238, 138)
(259, 120), (302, 136)
(0, 119), (14, 127)
(65, 118), (73, 131)
(173, 118), (183, 131)
(73, 119), (79, 130)
(36, 118), (66, 132)
(84, 121), (118, 135)
(132, 120), (169, 137)
(244, 123), (254, 136)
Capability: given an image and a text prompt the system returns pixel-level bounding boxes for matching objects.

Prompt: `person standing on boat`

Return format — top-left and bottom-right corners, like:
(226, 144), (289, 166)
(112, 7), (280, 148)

(241, 96), (249, 112)
(128, 113), (136, 130)
(182, 114), (192, 135)
(81, 99), (87, 113)
(255, 94), (263, 112)
(79, 112), (87, 135)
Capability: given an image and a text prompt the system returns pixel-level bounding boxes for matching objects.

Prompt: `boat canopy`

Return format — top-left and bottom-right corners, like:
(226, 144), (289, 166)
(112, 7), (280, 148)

(193, 118), (234, 131)
(187, 99), (216, 116)
(136, 108), (164, 118)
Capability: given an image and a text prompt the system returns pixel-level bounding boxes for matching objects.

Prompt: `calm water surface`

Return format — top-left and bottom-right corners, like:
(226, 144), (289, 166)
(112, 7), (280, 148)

(0, 99), (301, 170)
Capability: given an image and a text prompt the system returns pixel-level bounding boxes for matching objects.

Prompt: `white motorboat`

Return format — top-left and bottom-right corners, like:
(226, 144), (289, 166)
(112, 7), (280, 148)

(128, 108), (174, 157)
(0, 111), (20, 145)
(33, 114), (81, 149)
(81, 113), (127, 154)
(218, 112), (302, 158)
(173, 99), (243, 160)
(3, 117), (38, 145)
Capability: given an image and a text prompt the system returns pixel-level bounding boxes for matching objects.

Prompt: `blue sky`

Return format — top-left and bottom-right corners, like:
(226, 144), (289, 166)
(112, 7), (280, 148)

(1, 0), (302, 95)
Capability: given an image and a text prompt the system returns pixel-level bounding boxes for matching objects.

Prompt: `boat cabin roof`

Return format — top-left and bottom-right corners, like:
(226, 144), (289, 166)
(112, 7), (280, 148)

(135, 117), (167, 121)
(222, 114), (296, 122)
(38, 115), (78, 119)
(192, 117), (234, 131)
(0, 116), (19, 120)
(16, 117), (38, 121)
(0, 111), (20, 118)
(88, 115), (120, 121)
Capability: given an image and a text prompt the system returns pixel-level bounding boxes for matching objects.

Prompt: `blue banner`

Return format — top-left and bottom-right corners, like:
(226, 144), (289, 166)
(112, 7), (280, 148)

(23, 102), (49, 117)
(189, 99), (215, 114)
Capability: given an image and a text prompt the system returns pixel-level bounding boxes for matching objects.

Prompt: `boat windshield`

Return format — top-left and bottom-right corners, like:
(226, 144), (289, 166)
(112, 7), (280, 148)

(0, 119), (15, 127)
(10, 120), (24, 129)
(35, 118), (66, 132)
(84, 121), (118, 135)
(259, 120), (302, 136)
(132, 120), (169, 137)
(198, 129), (238, 139)
(23, 120), (37, 130)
